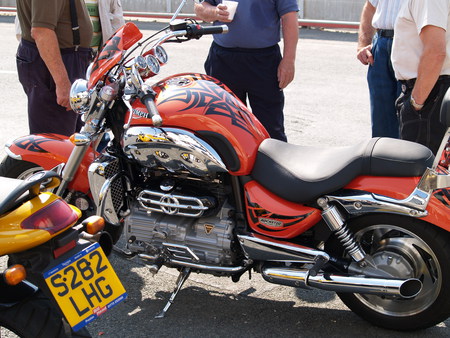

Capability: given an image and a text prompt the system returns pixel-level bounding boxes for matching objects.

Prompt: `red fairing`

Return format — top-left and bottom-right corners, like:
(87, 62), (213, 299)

(244, 181), (322, 239)
(88, 22), (143, 89)
(7, 134), (95, 193)
(127, 73), (269, 175)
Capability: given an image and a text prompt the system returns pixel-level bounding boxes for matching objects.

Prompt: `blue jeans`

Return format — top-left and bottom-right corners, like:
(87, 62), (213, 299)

(367, 33), (401, 138)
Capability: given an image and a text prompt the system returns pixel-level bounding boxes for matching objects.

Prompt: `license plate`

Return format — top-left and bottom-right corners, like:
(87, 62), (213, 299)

(44, 242), (127, 331)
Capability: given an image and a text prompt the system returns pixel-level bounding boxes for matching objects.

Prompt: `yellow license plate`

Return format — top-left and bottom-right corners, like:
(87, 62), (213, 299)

(44, 242), (127, 331)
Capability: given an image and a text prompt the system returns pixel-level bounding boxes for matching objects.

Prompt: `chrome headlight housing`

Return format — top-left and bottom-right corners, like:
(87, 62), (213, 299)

(70, 79), (91, 114)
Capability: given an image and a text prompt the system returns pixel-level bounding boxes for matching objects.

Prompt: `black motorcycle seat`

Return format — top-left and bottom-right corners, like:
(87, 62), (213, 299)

(251, 137), (435, 204)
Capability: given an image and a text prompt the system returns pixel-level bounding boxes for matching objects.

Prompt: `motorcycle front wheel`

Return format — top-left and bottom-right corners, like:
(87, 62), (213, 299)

(328, 214), (450, 331)
(0, 289), (90, 337)
(0, 156), (43, 179)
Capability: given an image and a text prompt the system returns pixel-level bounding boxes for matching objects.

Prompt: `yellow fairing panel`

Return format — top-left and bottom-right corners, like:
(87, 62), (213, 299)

(0, 193), (81, 255)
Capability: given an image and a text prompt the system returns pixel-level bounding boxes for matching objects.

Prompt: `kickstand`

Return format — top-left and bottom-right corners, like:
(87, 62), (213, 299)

(155, 267), (191, 319)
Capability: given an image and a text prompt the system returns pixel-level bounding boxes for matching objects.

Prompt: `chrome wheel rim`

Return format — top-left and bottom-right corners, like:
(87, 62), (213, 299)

(353, 224), (441, 317)
(16, 166), (44, 180)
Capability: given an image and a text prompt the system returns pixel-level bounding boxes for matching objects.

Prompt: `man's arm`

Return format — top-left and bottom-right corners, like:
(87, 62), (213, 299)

(411, 25), (447, 107)
(31, 27), (71, 110)
(278, 11), (298, 89)
(194, 1), (230, 23)
(357, 1), (376, 65)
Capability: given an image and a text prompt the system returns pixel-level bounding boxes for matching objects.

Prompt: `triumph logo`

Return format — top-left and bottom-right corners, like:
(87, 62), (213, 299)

(160, 195), (180, 215)
(204, 224), (214, 234)
(259, 218), (283, 228)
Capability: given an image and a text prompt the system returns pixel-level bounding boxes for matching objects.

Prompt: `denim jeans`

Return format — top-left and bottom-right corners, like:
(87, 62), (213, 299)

(367, 33), (401, 138)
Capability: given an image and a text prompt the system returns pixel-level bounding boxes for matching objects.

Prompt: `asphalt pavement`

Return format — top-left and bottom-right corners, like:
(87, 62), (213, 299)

(0, 16), (448, 337)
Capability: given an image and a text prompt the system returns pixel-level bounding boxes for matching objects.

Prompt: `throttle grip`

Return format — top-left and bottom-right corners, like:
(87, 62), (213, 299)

(141, 95), (162, 127)
(185, 24), (229, 38)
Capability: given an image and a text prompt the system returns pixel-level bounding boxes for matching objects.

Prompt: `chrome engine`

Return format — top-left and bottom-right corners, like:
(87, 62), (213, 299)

(88, 149), (237, 269)
(123, 198), (236, 267)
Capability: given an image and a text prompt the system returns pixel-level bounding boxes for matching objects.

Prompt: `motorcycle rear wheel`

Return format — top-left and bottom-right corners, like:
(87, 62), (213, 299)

(331, 214), (450, 331)
(0, 290), (90, 337)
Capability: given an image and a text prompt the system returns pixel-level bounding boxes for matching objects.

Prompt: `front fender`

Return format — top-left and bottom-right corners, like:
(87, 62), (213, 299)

(5, 134), (96, 194)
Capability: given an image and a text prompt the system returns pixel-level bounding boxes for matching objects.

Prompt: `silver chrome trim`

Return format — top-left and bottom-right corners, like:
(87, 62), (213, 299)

(328, 167), (450, 217)
(167, 259), (246, 273)
(163, 243), (200, 262)
(4, 146), (22, 160)
(137, 189), (209, 217)
(122, 127), (227, 176)
(326, 191), (429, 218)
(262, 267), (422, 299)
(238, 233), (330, 264)
(88, 155), (122, 225)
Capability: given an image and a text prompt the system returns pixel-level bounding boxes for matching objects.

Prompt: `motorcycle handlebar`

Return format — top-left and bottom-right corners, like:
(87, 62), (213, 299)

(141, 93), (163, 127)
(185, 24), (229, 39)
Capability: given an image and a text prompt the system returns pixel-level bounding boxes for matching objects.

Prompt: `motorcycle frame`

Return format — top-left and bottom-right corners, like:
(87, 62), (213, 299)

(4, 132), (450, 236)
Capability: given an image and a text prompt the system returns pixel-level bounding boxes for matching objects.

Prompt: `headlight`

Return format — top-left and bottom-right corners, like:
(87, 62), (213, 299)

(70, 79), (91, 114)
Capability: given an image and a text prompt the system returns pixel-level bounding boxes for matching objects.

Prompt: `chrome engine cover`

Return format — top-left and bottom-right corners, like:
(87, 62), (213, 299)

(121, 127), (228, 177)
(124, 200), (235, 266)
(88, 154), (124, 225)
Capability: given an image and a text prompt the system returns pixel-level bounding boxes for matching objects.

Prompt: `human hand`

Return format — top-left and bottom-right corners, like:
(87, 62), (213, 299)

(56, 80), (72, 111)
(216, 4), (232, 22)
(357, 45), (374, 65)
(278, 58), (295, 90)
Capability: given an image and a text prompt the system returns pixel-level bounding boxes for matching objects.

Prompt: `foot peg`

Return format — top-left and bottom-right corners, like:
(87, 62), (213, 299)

(155, 267), (191, 319)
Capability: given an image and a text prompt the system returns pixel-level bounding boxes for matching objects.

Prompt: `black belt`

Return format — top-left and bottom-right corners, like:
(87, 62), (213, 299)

(401, 75), (450, 90)
(212, 41), (278, 53)
(377, 29), (394, 38)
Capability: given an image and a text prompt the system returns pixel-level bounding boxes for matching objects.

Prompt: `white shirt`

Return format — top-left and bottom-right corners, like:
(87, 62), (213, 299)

(98, 0), (126, 42)
(392, 0), (450, 80)
(369, 0), (404, 29)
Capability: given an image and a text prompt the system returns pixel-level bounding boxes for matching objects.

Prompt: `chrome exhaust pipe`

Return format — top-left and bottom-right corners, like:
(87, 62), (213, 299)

(262, 267), (422, 299)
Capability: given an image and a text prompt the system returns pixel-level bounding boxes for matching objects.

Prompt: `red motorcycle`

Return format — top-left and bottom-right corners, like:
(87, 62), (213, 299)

(2, 2), (450, 330)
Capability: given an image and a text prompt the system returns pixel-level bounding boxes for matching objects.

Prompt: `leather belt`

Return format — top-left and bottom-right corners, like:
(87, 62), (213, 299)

(377, 29), (394, 38)
(401, 75), (450, 90)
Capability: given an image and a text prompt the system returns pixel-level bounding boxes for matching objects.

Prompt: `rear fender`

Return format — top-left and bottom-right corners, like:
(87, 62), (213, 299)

(5, 134), (96, 194)
(0, 277), (37, 308)
(344, 176), (450, 232)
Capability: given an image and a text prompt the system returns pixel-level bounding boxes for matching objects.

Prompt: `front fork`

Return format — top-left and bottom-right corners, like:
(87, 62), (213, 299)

(56, 141), (91, 196)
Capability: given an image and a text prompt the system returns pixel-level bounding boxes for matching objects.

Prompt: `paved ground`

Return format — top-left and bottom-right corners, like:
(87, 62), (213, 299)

(0, 16), (448, 337)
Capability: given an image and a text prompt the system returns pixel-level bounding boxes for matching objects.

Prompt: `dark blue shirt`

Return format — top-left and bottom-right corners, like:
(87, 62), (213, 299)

(205, 0), (299, 48)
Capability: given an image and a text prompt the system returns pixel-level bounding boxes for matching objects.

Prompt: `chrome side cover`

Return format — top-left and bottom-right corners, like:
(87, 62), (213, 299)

(121, 127), (228, 176)
(237, 233), (330, 264)
(88, 154), (123, 225)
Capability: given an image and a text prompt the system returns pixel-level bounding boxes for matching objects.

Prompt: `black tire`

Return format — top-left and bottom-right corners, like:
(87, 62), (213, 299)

(328, 214), (450, 331)
(0, 156), (43, 179)
(0, 290), (90, 338)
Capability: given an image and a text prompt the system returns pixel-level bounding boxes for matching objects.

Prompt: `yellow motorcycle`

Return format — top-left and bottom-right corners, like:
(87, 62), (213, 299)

(0, 171), (126, 337)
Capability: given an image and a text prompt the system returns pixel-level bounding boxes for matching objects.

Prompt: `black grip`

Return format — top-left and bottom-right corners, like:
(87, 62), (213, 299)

(185, 24), (228, 38)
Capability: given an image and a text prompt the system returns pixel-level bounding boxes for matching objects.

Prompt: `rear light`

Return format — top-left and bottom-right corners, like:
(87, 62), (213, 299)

(21, 199), (79, 235)
(83, 216), (105, 234)
(4, 265), (26, 285)
(53, 239), (77, 259)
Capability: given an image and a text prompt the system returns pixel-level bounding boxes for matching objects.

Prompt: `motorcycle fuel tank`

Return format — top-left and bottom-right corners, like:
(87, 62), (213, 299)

(126, 73), (269, 176)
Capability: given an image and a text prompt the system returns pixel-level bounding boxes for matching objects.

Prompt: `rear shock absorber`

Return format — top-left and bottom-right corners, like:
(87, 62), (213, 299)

(317, 197), (367, 265)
